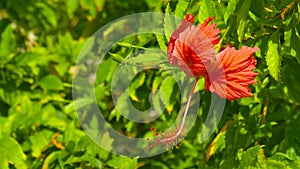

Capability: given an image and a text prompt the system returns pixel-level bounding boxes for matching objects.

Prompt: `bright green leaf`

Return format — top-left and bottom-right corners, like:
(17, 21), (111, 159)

(198, 0), (216, 22)
(266, 31), (282, 81)
(107, 156), (137, 169)
(39, 75), (64, 91)
(0, 135), (26, 165)
(156, 34), (167, 50)
(175, 0), (189, 18)
(0, 155), (8, 169)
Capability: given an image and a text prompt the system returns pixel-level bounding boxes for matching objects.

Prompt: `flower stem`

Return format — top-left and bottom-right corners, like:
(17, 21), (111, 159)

(157, 78), (198, 145)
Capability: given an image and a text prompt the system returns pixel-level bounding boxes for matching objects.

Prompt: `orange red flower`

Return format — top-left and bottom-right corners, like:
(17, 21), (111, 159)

(168, 14), (220, 77)
(167, 14), (258, 101)
(204, 47), (258, 101)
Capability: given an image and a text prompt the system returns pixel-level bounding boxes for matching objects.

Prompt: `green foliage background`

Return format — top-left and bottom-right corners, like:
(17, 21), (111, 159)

(0, 0), (300, 168)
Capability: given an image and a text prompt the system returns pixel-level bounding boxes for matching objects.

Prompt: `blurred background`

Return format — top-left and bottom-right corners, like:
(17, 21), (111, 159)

(0, 0), (300, 168)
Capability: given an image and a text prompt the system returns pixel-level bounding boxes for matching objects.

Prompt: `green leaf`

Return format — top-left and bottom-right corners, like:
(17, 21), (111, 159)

(283, 18), (292, 49)
(0, 135), (26, 165)
(145, 0), (162, 11)
(42, 151), (60, 169)
(129, 72), (146, 102)
(283, 59), (300, 104)
(99, 131), (114, 151)
(164, 4), (177, 39)
(80, 0), (97, 20)
(150, 88), (165, 114)
(224, 0), (240, 24)
(0, 116), (11, 135)
(65, 154), (102, 168)
(39, 75), (64, 91)
(0, 155), (8, 169)
(156, 34), (167, 50)
(94, 0), (105, 8)
(174, 0), (189, 18)
(29, 130), (54, 157)
(9, 98), (43, 130)
(6, 0), (29, 16)
(238, 146), (265, 169)
(123, 50), (167, 67)
(64, 121), (85, 143)
(266, 31), (282, 81)
(152, 76), (163, 92)
(236, 0), (252, 43)
(0, 25), (17, 65)
(38, 104), (68, 131)
(267, 152), (300, 169)
(73, 97), (94, 111)
(198, 0), (216, 22)
(267, 159), (287, 168)
(291, 18), (300, 63)
(35, 2), (57, 27)
(206, 126), (226, 160)
(107, 156), (137, 169)
(66, 0), (79, 17)
(160, 76), (176, 113)
(57, 32), (76, 57)
(96, 57), (118, 84)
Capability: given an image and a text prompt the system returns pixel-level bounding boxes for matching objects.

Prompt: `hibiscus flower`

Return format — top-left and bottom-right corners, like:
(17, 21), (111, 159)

(168, 14), (258, 101)
(147, 14), (259, 151)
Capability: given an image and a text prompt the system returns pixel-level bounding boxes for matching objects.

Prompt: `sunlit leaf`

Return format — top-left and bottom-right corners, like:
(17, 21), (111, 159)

(175, 0), (189, 18)
(107, 156), (137, 169)
(156, 34), (167, 50)
(198, 0), (216, 22)
(266, 31), (281, 81)
(0, 135), (26, 166)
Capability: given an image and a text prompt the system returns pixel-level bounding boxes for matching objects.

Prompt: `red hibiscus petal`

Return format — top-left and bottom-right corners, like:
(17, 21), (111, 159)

(205, 47), (258, 101)
(172, 26), (215, 77)
(168, 14), (194, 63)
(198, 17), (220, 46)
(168, 14), (219, 77)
